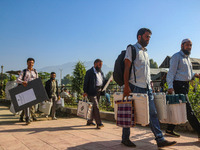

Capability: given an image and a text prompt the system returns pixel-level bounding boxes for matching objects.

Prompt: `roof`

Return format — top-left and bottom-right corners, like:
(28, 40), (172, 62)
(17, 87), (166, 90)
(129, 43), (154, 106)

(159, 56), (200, 69)
(150, 68), (168, 75)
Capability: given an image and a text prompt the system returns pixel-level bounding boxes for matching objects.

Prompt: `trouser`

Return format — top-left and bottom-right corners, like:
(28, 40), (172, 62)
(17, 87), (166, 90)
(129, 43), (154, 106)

(122, 84), (165, 143)
(20, 105), (36, 120)
(87, 88), (102, 125)
(49, 96), (57, 118)
(167, 81), (200, 136)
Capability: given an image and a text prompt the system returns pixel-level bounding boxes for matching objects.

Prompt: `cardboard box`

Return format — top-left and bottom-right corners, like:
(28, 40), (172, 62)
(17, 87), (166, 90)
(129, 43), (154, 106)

(9, 78), (49, 112)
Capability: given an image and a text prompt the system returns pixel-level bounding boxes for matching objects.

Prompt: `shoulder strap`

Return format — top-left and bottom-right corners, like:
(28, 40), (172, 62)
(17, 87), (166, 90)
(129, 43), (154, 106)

(22, 69), (27, 81)
(127, 44), (137, 83)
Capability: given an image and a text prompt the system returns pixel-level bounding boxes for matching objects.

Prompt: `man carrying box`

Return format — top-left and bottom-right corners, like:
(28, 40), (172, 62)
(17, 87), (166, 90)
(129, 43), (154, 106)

(17, 58), (38, 125)
(166, 38), (200, 141)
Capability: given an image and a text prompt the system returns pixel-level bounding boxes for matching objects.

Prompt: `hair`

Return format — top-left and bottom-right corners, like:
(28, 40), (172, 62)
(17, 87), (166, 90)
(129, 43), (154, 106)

(137, 28), (152, 39)
(27, 58), (35, 63)
(94, 59), (103, 64)
(51, 72), (56, 75)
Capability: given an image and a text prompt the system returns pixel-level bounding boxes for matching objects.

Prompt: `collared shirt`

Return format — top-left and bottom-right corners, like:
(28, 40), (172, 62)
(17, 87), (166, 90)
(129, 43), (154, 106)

(17, 68), (38, 84)
(93, 67), (103, 86)
(124, 42), (151, 89)
(167, 50), (194, 89)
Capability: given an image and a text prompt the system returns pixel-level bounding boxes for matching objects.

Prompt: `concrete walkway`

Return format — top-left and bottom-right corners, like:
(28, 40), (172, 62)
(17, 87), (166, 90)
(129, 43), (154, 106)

(0, 104), (199, 150)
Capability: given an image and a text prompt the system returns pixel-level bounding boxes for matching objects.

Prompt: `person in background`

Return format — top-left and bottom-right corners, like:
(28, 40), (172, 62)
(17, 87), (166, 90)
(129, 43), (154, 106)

(17, 58), (38, 125)
(166, 38), (200, 141)
(83, 59), (106, 129)
(45, 72), (60, 120)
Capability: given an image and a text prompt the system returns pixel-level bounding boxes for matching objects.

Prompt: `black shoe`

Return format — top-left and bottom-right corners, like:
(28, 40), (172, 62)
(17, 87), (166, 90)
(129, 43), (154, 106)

(86, 122), (96, 126)
(157, 140), (177, 148)
(96, 124), (104, 129)
(19, 117), (24, 122)
(32, 117), (37, 121)
(121, 140), (136, 147)
(25, 119), (31, 125)
(165, 130), (180, 137)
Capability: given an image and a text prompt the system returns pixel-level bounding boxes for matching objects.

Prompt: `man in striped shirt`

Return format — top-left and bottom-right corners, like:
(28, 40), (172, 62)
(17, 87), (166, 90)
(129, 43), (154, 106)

(17, 58), (38, 125)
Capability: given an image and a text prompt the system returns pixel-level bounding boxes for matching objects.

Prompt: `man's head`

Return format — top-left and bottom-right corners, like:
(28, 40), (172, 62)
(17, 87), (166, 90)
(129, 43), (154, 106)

(137, 28), (152, 48)
(27, 58), (35, 69)
(181, 38), (192, 55)
(94, 59), (103, 72)
(51, 72), (56, 80)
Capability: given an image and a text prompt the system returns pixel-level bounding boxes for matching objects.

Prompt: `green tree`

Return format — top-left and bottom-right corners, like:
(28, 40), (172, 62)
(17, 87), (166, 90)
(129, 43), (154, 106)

(61, 74), (73, 85)
(38, 72), (51, 85)
(72, 61), (86, 100)
(150, 59), (158, 68)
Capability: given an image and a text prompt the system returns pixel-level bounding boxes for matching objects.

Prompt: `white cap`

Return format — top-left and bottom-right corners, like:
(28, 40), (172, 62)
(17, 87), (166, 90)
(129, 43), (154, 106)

(181, 38), (192, 44)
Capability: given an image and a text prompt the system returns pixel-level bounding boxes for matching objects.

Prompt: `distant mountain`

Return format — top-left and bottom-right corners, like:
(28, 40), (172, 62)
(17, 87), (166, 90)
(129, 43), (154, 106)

(37, 61), (113, 82)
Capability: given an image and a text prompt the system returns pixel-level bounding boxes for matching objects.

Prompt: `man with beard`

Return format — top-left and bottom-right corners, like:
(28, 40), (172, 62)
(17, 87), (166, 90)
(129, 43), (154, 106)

(83, 59), (105, 129)
(166, 39), (200, 141)
(45, 72), (60, 120)
(123, 28), (176, 148)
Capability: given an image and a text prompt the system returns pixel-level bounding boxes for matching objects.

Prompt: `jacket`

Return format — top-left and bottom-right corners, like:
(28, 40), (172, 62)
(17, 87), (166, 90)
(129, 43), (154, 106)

(83, 67), (106, 96)
(45, 79), (59, 99)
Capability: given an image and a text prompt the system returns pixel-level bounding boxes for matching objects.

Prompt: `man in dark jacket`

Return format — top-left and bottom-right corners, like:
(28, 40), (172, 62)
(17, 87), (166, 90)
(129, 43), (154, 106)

(45, 72), (60, 120)
(83, 59), (106, 129)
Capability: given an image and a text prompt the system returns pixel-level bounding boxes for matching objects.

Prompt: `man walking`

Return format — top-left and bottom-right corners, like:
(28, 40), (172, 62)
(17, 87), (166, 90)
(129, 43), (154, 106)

(17, 58), (38, 125)
(123, 28), (176, 148)
(45, 72), (60, 120)
(166, 38), (200, 141)
(83, 59), (105, 129)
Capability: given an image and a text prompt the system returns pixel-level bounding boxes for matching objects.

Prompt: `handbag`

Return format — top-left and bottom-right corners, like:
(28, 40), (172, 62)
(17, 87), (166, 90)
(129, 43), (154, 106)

(39, 101), (52, 115)
(77, 98), (93, 120)
(115, 96), (135, 127)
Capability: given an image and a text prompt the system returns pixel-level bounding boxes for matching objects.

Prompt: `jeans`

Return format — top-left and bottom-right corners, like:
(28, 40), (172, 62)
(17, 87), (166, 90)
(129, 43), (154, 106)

(122, 84), (165, 143)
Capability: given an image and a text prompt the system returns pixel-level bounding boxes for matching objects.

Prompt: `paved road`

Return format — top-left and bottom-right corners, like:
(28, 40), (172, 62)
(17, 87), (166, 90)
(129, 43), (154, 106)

(0, 104), (199, 150)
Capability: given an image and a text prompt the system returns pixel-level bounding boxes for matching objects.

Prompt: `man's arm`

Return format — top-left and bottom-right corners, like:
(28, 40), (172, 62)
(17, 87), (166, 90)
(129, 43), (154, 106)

(83, 71), (89, 97)
(123, 59), (132, 96)
(166, 54), (179, 94)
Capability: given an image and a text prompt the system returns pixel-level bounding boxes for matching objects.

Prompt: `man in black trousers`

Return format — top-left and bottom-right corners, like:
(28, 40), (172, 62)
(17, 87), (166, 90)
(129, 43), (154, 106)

(166, 38), (200, 141)
(83, 59), (106, 129)
(45, 72), (60, 120)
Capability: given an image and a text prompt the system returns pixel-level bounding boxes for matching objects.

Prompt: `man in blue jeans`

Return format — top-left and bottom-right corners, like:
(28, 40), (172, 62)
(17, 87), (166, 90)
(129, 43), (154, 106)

(123, 28), (177, 148)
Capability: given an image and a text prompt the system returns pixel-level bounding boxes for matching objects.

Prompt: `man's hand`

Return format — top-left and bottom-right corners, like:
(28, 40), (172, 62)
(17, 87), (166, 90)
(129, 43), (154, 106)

(123, 85), (131, 97)
(168, 88), (174, 94)
(195, 73), (200, 78)
(22, 81), (28, 87)
(58, 96), (61, 100)
(83, 93), (88, 97)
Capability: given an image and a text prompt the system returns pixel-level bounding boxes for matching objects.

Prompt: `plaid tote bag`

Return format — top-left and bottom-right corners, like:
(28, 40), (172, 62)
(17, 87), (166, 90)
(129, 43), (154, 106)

(115, 99), (135, 127)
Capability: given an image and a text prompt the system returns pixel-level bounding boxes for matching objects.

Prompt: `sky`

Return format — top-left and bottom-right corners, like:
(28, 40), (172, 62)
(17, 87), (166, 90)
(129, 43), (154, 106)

(1, 0), (200, 74)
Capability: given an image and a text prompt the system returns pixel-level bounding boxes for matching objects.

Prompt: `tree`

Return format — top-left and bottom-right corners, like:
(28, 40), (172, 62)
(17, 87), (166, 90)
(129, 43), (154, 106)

(105, 71), (116, 92)
(71, 61), (86, 100)
(38, 72), (50, 85)
(61, 74), (73, 86)
(150, 59), (158, 68)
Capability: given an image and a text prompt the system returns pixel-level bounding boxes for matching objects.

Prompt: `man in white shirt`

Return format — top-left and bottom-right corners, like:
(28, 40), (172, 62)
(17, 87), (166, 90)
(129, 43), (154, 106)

(83, 59), (105, 129)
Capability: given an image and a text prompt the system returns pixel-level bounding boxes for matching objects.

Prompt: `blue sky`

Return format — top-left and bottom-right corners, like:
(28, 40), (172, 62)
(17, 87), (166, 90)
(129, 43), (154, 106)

(1, 0), (200, 73)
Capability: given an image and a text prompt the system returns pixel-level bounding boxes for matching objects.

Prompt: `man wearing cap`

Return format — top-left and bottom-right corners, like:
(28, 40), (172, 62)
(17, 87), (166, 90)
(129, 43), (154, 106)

(166, 39), (200, 141)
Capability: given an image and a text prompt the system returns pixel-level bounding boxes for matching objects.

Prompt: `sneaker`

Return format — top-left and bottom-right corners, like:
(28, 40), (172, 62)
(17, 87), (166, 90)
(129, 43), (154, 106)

(86, 122), (96, 126)
(121, 140), (136, 147)
(96, 124), (104, 129)
(157, 140), (177, 148)
(165, 130), (180, 137)
(52, 117), (57, 120)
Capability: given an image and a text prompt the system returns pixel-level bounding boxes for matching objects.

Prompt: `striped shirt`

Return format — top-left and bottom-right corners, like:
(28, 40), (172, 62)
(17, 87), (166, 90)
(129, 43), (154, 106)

(17, 68), (38, 84)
